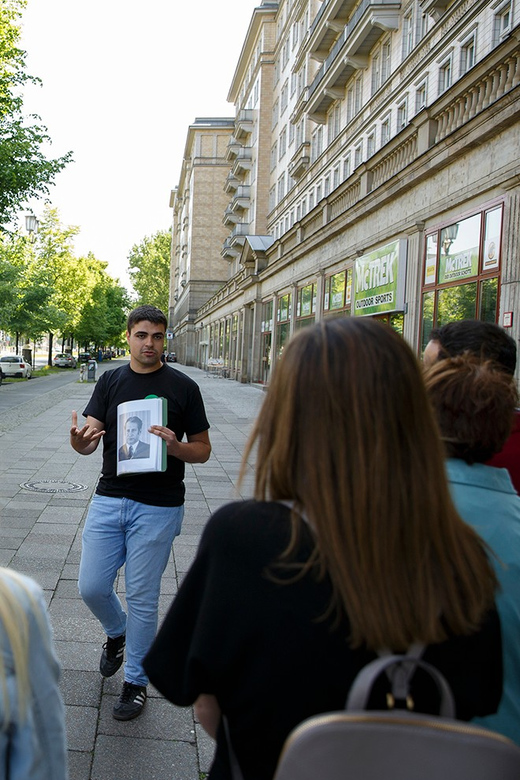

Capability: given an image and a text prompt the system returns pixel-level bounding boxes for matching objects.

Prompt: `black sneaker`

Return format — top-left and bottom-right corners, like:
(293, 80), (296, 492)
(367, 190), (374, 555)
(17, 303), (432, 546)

(113, 681), (147, 721)
(99, 633), (125, 677)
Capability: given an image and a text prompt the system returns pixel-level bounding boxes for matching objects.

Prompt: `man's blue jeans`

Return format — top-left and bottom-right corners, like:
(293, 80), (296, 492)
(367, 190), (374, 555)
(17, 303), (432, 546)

(78, 495), (184, 687)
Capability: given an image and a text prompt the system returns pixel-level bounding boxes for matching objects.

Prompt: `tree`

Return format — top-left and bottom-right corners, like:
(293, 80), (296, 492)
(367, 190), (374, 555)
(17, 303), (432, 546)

(0, 0), (72, 227)
(127, 230), (171, 315)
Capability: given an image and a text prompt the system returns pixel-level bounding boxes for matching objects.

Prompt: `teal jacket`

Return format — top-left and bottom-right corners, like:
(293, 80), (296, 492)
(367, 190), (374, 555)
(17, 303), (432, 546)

(447, 458), (520, 745)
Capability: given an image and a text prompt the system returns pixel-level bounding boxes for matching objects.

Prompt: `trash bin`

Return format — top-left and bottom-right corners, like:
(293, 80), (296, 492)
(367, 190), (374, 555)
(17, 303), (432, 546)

(22, 347), (32, 367)
(87, 359), (97, 383)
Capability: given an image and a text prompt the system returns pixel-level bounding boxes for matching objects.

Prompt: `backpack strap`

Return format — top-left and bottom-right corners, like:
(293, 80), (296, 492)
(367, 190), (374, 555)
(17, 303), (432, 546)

(346, 654), (456, 718)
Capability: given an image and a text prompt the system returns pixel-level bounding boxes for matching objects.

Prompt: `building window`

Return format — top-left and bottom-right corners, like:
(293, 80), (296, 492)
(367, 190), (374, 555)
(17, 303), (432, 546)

(402, 8), (414, 59)
(438, 56), (452, 95)
(420, 205), (503, 351)
(381, 113), (391, 146)
(279, 126), (287, 159)
(347, 73), (363, 122)
(371, 38), (391, 94)
(354, 142), (363, 168)
(323, 269), (352, 317)
(316, 181), (322, 202)
(333, 165), (340, 189)
(289, 121), (295, 146)
(296, 283), (316, 330)
(281, 79), (289, 114)
(415, 79), (427, 113)
(311, 125), (323, 162)
(324, 175), (331, 197)
(367, 129), (376, 158)
(277, 173), (286, 203)
(494, 2), (511, 44)
(343, 155), (351, 179)
(460, 32), (476, 75)
(327, 103), (341, 142)
(260, 301), (273, 384)
(270, 142), (278, 171)
(276, 293), (291, 358)
(272, 99), (279, 129)
(397, 99), (408, 131)
(309, 189), (315, 210)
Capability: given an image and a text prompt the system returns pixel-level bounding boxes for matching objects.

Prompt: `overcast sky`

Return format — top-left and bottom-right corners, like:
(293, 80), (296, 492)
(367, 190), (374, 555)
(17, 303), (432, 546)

(19, 0), (258, 288)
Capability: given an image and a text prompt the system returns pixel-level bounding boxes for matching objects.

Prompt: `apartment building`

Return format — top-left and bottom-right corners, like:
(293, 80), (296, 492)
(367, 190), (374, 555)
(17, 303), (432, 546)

(169, 0), (520, 383)
(169, 118), (235, 364)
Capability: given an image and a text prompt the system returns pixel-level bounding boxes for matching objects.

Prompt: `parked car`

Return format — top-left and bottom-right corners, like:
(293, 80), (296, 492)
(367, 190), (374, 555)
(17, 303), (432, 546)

(0, 355), (32, 379)
(53, 353), (77, 368)
(166, 352), (177, 363)
(78, 352), (91, 363)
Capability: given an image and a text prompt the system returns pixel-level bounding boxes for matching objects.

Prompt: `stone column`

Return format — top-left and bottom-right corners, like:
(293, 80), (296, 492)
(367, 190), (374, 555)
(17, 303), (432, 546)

(403, 223), (425, 352)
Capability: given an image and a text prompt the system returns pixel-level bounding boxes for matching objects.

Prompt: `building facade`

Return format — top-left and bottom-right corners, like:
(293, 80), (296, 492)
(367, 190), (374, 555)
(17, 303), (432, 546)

(169, 0), (520, 384)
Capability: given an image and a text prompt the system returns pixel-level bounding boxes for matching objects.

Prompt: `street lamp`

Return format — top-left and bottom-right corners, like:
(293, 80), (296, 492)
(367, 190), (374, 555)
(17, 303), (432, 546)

(25, 214), (39, 241)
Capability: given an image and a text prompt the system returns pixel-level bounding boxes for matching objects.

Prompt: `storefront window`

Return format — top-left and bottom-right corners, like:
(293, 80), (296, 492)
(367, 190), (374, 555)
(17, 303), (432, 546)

(276, 293), (291, 358)
(296, 283), (316, 330)
(260, 301), (274, 384)
(323, 269), (352, 317)
(420, 204), (502, 350)
(479, 277), (498, 322)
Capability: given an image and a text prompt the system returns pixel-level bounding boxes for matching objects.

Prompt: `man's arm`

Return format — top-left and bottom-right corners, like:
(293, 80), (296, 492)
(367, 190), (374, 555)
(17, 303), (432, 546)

(148, 427), (211, 463)
(70, 411), (105, 455)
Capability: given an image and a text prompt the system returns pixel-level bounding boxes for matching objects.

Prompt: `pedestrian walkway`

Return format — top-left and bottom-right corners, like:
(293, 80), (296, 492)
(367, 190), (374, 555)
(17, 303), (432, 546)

(0, 361), (265, 780)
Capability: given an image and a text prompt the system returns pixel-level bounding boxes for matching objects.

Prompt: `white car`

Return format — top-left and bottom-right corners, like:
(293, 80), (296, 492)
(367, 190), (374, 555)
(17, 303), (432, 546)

(53, 353), (77, 368)
(0, 355), (32, 379)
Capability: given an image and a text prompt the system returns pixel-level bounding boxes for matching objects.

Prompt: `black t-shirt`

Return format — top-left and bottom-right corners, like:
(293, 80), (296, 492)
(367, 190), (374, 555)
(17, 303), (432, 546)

(144, 500), (502, 780)
(83, 363), (209, 506)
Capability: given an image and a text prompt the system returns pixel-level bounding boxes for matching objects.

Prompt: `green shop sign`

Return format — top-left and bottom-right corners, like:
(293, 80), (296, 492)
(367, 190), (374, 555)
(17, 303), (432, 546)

(438, 246), (479, 284)
(353, 239), (407, 316)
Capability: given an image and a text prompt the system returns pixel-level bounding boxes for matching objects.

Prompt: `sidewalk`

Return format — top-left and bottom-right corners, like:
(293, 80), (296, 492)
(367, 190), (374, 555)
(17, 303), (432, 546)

(0, 362), (265, 780)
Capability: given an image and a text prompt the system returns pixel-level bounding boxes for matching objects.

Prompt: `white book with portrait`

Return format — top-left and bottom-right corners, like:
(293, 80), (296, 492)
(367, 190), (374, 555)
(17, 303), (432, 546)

(116, 396), (167, 475)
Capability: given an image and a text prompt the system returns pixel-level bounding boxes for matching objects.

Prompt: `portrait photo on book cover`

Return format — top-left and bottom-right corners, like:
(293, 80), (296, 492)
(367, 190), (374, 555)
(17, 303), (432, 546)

(118, 413), (151, 462)
(116, 397), (167, 476)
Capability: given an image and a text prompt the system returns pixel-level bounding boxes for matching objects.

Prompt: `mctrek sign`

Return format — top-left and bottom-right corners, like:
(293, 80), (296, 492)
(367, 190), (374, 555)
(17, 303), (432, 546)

(353, 239), (407, 316)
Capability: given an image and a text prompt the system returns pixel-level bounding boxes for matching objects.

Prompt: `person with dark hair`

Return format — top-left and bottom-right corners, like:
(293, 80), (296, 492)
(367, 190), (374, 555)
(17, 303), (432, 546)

(423, 320), (520, 491)
(70, 305), (211, 721)
(144, 318), (502, 780)
(425, 355), (520, 745)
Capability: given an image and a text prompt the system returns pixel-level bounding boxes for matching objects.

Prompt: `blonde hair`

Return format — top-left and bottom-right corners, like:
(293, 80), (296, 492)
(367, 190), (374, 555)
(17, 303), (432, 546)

(0, 568), (47, 725)
(240, 318), (497, 651)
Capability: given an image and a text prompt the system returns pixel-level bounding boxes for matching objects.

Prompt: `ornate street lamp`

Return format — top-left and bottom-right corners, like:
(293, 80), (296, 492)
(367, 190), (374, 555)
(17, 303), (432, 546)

(25, 214), (39, 241)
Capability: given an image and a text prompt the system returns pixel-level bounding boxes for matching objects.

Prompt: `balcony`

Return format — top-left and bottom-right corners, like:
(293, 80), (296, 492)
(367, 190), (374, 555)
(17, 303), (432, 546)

(225, 137), (241, 161)
(229, 222), (250, 247)
(288, 142), (311, 179)
(224, 172), (240, 193)
(235, 109), (254, 141)
(230, 185), (251, 212)
(223, 206), (240, 227)
(308, 0), (358, 60)
(307, 0), (401, 120)
(221, 237), (241, 259)
(231, 147), (253, 176)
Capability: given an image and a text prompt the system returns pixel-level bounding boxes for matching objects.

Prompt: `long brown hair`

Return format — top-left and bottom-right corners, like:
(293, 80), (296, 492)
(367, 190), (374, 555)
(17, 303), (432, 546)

(240, 318), (497, 651)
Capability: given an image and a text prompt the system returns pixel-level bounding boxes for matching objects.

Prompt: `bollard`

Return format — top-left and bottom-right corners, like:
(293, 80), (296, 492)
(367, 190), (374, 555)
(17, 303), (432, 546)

(87, 359), (97, 383)
(79, 364), (86, 382)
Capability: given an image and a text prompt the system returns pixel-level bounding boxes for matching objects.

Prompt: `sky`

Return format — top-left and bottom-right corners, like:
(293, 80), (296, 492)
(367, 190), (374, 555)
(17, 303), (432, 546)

(19, 0), (258, 289)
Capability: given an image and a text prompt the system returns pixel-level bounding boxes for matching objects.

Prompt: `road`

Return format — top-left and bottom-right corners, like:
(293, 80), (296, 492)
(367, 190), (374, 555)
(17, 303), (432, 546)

(0, 359), (124, 434)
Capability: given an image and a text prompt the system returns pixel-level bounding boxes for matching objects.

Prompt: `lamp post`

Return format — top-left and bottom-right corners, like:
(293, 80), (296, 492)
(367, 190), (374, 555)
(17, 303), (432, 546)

(25, 214), (39, 242)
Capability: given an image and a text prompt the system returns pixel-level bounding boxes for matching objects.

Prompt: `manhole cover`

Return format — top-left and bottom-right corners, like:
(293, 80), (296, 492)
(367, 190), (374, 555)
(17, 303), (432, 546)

(20, 480), (88, 494)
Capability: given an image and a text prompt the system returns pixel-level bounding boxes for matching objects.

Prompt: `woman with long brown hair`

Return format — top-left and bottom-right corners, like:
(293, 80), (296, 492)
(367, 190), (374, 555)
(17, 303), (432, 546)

(145, 318), (501, 780)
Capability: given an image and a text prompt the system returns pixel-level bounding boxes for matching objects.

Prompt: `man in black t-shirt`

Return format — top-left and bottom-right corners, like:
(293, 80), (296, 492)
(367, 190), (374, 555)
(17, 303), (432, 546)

(70, 305), (211, 721)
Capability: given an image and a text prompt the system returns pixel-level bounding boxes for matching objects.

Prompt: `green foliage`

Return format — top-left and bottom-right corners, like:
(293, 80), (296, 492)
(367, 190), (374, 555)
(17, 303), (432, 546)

(127, 229), (171, 315)
(0, 0), (72, 226)
(0, 205), (130, 349)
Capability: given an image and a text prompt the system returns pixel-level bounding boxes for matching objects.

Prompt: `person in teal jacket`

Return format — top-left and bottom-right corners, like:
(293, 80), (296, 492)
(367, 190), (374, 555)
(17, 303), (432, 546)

(425, 354), (520, 745)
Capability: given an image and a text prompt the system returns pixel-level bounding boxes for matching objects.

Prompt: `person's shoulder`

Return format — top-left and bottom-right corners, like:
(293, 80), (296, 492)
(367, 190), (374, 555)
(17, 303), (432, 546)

(202, 500), (293, 552)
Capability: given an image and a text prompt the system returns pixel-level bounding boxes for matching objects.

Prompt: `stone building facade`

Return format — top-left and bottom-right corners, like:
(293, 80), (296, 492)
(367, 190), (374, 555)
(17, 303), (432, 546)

(168, 0), (520, 384)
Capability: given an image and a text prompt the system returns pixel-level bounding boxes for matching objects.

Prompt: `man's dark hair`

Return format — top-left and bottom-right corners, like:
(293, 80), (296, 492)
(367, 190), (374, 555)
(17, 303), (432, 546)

(126, 416), (143, 433)
(429, 320), (517, 375)
(127, 305), (167, 333)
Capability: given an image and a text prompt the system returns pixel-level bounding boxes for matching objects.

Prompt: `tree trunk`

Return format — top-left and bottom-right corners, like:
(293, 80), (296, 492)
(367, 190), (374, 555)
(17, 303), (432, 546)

(15, 332), (19, 353)
(48, 333), (53, 366)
